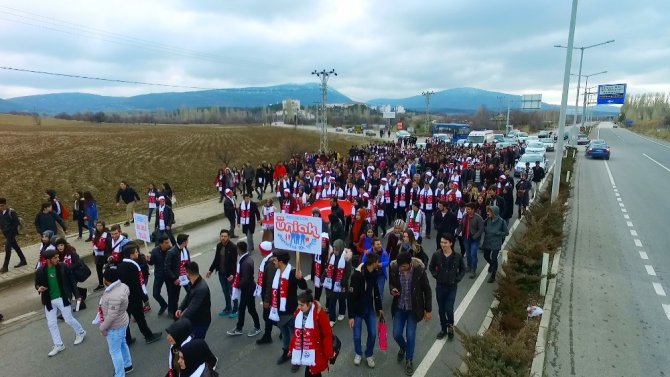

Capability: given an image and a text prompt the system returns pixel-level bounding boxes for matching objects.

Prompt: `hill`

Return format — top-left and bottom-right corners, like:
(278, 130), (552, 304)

(4, 83), (352, 115)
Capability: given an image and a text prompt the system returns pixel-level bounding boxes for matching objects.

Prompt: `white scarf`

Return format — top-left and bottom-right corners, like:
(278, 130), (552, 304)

(240, 201), (250, 225)
(158, 204), (166, 230)
(123, 258), (148, 295)
(291, 305), (316, 367)
(231, 252), (248, 300)
(323, 253), (346, 292)
(269, 263), (292, 321)
(254, 253), (274, 298)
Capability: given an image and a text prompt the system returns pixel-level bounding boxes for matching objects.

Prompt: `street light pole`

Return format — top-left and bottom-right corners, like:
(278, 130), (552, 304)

(422, 90), (434, 131)
(555, 39), (614, 144)
(550, 0), (578, 204)
(573, 71), (606, 127)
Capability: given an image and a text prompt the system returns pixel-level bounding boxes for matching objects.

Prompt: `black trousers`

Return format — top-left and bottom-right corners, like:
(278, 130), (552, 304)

(226, 214), (236, 237)
(166, 283), (182, 315)
(424, 210), (433, 237)
(94, 255), (106, 286)
(245, 179), (254, 196)
(3, 235), (26, 268)
(375, 215), (387, 236)
(482, 248), (500, 276)
(261, 306), (274, 337)
(126, 305), (154, 341)
(236, 292), (260, 331)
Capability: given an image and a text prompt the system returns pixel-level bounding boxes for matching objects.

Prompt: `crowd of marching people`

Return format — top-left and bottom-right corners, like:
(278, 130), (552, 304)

(0, 132), (550, 376)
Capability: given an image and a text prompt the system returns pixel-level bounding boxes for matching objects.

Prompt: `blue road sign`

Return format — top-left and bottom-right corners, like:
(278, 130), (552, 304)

(597, 83), (627, 105)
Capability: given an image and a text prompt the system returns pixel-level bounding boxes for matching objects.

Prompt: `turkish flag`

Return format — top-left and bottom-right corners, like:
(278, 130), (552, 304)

(294, 199), (353, 223)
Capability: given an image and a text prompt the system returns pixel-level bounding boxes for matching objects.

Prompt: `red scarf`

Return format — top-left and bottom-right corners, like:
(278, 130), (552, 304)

(232, 253), (247, 300)
(324, 253), (345, 292)
(292, 305), (316, 366)
(123, 258), (148, 295)
(269, 264), (292, 321)
(254, 253), (274, 297)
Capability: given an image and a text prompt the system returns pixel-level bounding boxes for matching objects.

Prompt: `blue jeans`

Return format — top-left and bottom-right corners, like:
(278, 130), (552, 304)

(86, 219), (95, 239)
(218, 272), (238, 312)
(106, 324), (132, 377)
(393, 309), (417, 360)
(152, 275), (168, 310)
(377, 277), (386, 304)
(435, 284), (457, 332)
(192, 324), (210, 339)
(277, 318), (294, 350)
(464, 237), (480, 272)
(353, 309), (377, 357)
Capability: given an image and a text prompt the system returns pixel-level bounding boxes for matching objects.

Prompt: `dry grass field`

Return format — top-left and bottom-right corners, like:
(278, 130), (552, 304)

(0, 114), (363, 246)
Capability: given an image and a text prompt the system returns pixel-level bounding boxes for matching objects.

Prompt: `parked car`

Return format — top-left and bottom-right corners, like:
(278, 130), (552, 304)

(613, 124), (619, 128)
(365, 130), (376, 136)
(335, 127), (344, 132)
(577, 133), (590, 145)
(516, 132), (529, 144)
(514, 153), (546, 177)
(396, 130), (411, 139)
(585, 139), (610, 160)
(347, 127), (354, 133)
(541, 138), (555, 151)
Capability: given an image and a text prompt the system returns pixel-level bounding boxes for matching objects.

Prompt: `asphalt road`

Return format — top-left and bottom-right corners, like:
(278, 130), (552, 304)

(0, 136), (561, 377)
(545, 122), (670, 376)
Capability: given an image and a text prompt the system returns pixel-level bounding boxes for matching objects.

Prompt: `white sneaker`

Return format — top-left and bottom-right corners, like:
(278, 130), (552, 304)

(337, 314), (345, 321)
(353, 354), (362, 366)
(48, 344), (65, 357)
(247, 327), (261, 337)
(366, 356), (376, 368)
(329, 321), (335, 327)
(74, 330), (86, 345)
(227, 328), (243, 336)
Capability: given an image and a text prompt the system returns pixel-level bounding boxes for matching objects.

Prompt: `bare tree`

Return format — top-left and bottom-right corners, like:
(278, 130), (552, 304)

(216, 149), (233, 167)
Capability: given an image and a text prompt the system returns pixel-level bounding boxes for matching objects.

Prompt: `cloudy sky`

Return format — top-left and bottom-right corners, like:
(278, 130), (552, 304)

(0, 0), (668, 104)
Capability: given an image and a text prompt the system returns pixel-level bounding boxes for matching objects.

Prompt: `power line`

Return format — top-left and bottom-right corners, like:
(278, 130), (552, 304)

(0, 5), (228, 62)
(0, 65), (213, 90)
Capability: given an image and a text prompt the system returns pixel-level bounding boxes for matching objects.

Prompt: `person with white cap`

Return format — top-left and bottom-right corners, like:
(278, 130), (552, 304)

(222, 189), (237, 238)
(154, 195), (176, 246)
(238, 193), (261, 252)
(279, 188), (295, 214)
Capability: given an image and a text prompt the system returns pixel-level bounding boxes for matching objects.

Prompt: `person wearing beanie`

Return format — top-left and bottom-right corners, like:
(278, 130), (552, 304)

(35, 248), (87, 357)
(324, 239), (352, 327)
(96, 266), (133, 376)
(238, 193), (261, 252)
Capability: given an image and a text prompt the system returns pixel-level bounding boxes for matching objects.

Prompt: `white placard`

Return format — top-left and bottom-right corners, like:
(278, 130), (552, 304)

(273, 213), (322, 255)
(133, 213), (151, 243)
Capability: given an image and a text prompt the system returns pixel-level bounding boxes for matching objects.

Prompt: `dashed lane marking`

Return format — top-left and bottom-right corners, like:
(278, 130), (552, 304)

(626, 221), (634, 227)
(630, 230), (638, 236)
(615, 193), (620, 197)
(619, 203), (625, 208)
(653, 282), (667, 297)
(624, 214), (630, 219)
(634, 239), (643, 247)
(605, 161), (616, 186)
(645, 265), (657, 276)
(639, 251), (649, 260)
(191, 252), (202, 258)
(663, 304), (670, 321)
(617, 197), (623, 202)
(622, 209), (628, 213)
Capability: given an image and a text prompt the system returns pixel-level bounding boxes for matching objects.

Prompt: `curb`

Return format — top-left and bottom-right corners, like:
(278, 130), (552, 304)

(529, 248), (561, 377)
(0, 212), (225, 291)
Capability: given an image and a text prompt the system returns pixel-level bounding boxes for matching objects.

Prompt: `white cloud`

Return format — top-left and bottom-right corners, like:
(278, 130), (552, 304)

(0, 0), (668, 104)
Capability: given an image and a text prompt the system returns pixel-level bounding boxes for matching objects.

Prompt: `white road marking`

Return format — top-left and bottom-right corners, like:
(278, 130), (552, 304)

(621, 208), (628, 213)
(639, 251), (649, 260)
(191, 252), (202, 258)
(634, 239), (643, 247)
(615, 193), (620, 197)
(619, 203), (625, 208)
(613, 189), (618, 192)
(630, 230), (638, 236)
(629, 130), (670, 150)
(643, 153), (670, 173)
(617, 197), (622, 202)
(0, 311), (38, 325)
(604, 160), (616, 186)
(653, 282), (667, 297)
(414, 263), (489, 376)
(645, 265), (657, 276)
(663, 304), (670, 321)
(624, 214), (630, 219)
(626, 221), (634, 227)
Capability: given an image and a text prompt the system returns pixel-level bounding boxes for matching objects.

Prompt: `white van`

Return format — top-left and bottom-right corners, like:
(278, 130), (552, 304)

(465, 130), (495, 146)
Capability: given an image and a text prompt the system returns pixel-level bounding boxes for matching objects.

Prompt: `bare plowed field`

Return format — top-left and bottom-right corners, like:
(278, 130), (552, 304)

(0, 115), (361, 246)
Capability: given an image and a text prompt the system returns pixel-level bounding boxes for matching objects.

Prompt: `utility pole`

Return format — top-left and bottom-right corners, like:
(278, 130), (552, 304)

(312, 69), (337, 153)
(422, 90), (434, 132)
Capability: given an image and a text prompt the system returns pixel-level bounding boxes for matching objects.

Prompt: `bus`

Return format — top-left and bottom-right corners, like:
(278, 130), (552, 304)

(432, 123), (470, 143)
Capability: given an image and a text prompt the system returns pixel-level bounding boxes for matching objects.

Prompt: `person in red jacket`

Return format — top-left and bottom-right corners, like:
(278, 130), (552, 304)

(289, 289), (335, 377)
(274, 161), (287, 182)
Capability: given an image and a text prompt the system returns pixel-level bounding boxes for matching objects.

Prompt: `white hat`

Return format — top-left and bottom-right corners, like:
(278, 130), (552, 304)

(259, 241), (273, 256)
(283, 188), (290, 193)
(225, 189), (232, 194)
(158, 196), (166, 200)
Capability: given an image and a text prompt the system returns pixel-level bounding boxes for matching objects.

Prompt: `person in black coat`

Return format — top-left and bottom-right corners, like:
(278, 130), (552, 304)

(485, 186), (506, 219)
(433, 201), (459, 251)
(237, 194), (261, 252)
(154, 196), (176, 246)
(147, 235), (171, 315)
(176, 262), (211, 339)
(0, 198), (27, 272)
(227, 241), (261, 336)
(206, 229), (240, 316)
(222, 189), (238, 238)
(428, 234), (465, 340)
(164, 234), (191, 318)
(330, 197), (346, 227)
(347, 252), (383, 363)
(116, 243), (161, 344)
(34, 202), (67, 235)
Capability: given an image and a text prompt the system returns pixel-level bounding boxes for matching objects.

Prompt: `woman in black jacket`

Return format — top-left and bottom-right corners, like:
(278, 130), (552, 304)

(73, 191), (86, 240)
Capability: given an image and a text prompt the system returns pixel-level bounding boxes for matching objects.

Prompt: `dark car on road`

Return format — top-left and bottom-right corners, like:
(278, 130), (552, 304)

(585, 139), (610, 160)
